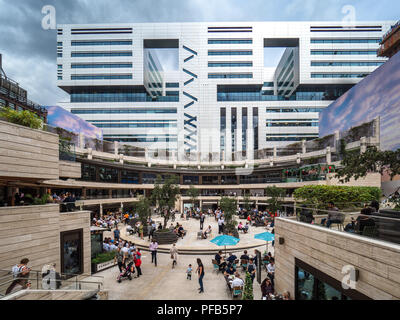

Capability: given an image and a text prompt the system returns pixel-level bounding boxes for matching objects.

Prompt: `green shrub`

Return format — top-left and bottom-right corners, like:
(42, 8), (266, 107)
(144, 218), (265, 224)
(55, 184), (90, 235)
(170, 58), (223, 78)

(0, 107), (43, 129)
(91, 251), (116, 264)
(293, 185), (381, 209)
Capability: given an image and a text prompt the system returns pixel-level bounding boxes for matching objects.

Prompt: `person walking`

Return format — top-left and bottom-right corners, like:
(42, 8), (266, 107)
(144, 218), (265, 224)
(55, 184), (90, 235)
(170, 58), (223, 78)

(134, 249), (142, 277)
(150, 239), (158, 267)
(199, 213), (205, 230)
(6, 258), (31, 295)
(113, 226), (120, 243)
(139, 223), (144, 240)
(115, 247), (126, 273)
(218, 216), (225, 234)
(170, 243), (179, 269)
(196, 258), (205, 293)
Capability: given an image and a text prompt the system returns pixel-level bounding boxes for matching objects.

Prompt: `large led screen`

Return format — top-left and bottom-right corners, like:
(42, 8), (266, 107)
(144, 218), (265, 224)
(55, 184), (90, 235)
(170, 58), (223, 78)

(319, 51), (400, 151)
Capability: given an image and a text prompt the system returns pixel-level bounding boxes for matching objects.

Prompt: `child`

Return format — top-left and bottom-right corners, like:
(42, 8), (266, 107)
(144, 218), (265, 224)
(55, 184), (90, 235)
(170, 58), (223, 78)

(186, 264), (192, 280)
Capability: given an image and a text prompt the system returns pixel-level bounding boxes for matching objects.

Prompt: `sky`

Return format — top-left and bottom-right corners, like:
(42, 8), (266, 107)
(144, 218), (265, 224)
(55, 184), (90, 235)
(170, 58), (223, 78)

(0, 0), (399, 105)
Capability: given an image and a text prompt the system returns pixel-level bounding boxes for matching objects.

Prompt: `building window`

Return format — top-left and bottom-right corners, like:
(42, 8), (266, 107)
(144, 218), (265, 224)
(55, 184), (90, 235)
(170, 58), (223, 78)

(208, 73), (253, 79)
(208, 50), (253, 56)
(220, 108), (226, 159)
(71, 40), (132, 46)
(208, 39), (252, 44)
(60, 229), (83, 277)
(253, 107), (258, 151)
(231, 108), (237, 153)
(242, 107), (247, 152)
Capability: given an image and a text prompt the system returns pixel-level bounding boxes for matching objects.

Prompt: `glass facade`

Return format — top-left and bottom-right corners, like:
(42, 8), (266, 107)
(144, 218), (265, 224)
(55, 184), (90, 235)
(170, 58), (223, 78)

(220, 108), (226, 157)
(266, 133), (318, 142)
(71, 63), (132, 69)
(208, 50), (253, 56)
(208, 39), (252, 44)
(266, 119), (319, 127)
(242, 107), (247, 152)
(311, 50), (377, 55)
(231, 108), (237, 153)
(311, 38), (381, 44)
(253, 107), (258, 151)
(208, 62), (253, 67)
(266, 108), (322, 113)
(166, 82), (179, 88)
(311, 73), (371, 78)
(70, 90), (179, 103)
(89, 120), (177, 128)
(71, 108), (177, 114)
(71, 51), (132, 57)
(71, 74), (132, 80)
(209, 73), (253, 79)
(311, 61), (384, 67)
(71, 40), (132, 46)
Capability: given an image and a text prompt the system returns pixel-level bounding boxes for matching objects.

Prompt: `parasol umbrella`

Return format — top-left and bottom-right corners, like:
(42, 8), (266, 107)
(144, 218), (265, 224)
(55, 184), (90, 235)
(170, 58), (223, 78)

(210, 235), (240, 256)
(254, 232), (275, 251)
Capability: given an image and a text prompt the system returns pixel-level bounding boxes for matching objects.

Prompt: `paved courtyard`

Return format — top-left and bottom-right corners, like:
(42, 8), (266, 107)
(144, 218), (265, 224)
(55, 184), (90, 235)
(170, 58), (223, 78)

(98, 214), (274, 300)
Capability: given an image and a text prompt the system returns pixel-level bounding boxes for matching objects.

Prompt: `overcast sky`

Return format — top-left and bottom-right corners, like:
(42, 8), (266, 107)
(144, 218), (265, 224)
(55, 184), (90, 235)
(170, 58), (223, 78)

(0, 0), (398, 105)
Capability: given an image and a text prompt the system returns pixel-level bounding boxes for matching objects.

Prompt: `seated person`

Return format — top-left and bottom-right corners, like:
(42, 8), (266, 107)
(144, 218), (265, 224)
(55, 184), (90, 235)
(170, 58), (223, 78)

(215, 250), (226, 271)
(243, 222), (249, 233)
(320, 202), (341, 228)
(237, 222), (244, 232)
(224, 265), (235, 277)
(240, 250), (250, 262)
(355, 208), (376, 234)
(177, 225), (186, 238)
(344, 217), (356, 233)
(226, 253), (237, 265)
(231, 272), (244, 289)
(202, 225), (212, 239)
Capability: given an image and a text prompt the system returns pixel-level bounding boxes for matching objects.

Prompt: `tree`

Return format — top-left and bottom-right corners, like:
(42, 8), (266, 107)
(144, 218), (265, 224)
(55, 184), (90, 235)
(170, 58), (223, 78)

(335, 145), (400, 183)
(134, 196), (151, 226)
(265, 186), (286, 215)
(220, 197), (238, 236)
(0, 107), (43, 129)
(243, 192), (252, 212)
(293, 185), (381, 210)
(186, 185), (199, 210)
(242, 272), (254, 300)
(151, 175), (180, 228)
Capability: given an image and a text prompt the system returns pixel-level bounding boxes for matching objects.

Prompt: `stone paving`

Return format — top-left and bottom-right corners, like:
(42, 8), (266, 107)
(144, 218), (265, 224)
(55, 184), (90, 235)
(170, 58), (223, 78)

(118, 214), (273, 252)
(98, 214), (274, 300)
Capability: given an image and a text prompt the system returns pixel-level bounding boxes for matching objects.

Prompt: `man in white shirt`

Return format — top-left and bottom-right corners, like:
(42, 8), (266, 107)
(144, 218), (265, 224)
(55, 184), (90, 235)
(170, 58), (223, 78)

(267, 258), (275, 287)
(231, 273), (244, 289)
(218, 217), (224, 234)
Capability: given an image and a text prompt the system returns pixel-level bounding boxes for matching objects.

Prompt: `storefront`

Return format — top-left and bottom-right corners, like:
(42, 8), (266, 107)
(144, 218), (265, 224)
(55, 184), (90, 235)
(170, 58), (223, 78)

(60, 229), (84, 277)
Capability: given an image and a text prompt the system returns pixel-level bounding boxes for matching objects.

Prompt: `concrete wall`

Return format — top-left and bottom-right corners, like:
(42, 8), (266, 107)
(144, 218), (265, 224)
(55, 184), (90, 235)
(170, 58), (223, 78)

(60, 210), (91, 275)
(0, 204), (91, 275)
(274, 217), (400, 300)
(326, 172), (381, 188)
(0, 120), (59, 180)
(59, 160), (81, 179)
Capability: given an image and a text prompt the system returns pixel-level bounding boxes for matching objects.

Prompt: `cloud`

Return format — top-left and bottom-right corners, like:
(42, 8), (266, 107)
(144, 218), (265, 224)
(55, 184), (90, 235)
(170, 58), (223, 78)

(0, 0), (399, 107)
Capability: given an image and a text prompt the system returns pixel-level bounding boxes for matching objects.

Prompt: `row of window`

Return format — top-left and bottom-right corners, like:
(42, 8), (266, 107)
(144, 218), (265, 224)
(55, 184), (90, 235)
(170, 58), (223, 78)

(71, 108), (177, 114)
(311, 73), (370, 78)
(208, 62), (253, 67)
(266, 108), (323, 113)
(91, 122), (177, 128)
(208, 50), (253, 56)
(165, 82), (179, 88)
(71, 74), (132, 80)
(70, 92), (179, 103)
(208, 73), (253, 79)
(310, 38), (381, 44)
(311, 61), (384, 67)
(71, 63), (132, 69)
(263, 82), (274, 87)
(266, 134), (319, 142)
(266, 121), (319, 127)
(208, 39), (252, 44)
(71, 40), (132, 46)
(71, 51), (132, 57)
(311, 50), (377, 55)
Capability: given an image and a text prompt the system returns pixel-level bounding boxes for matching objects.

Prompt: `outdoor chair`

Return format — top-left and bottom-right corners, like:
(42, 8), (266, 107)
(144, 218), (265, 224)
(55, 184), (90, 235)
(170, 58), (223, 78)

(362, 225), (378, 238)
(240, 259), (248, 271)
(232, 286), (243, 299)
(197, 231), (203, 240)
(330, 213), (345, 231)
(212, 259), (220, 273)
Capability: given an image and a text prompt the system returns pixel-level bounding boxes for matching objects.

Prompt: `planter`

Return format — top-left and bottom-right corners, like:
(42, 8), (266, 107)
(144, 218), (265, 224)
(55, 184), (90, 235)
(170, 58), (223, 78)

(153, 230), (178, 245)
(91, 259), (117, 273)
(224, 229), (240, 239)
